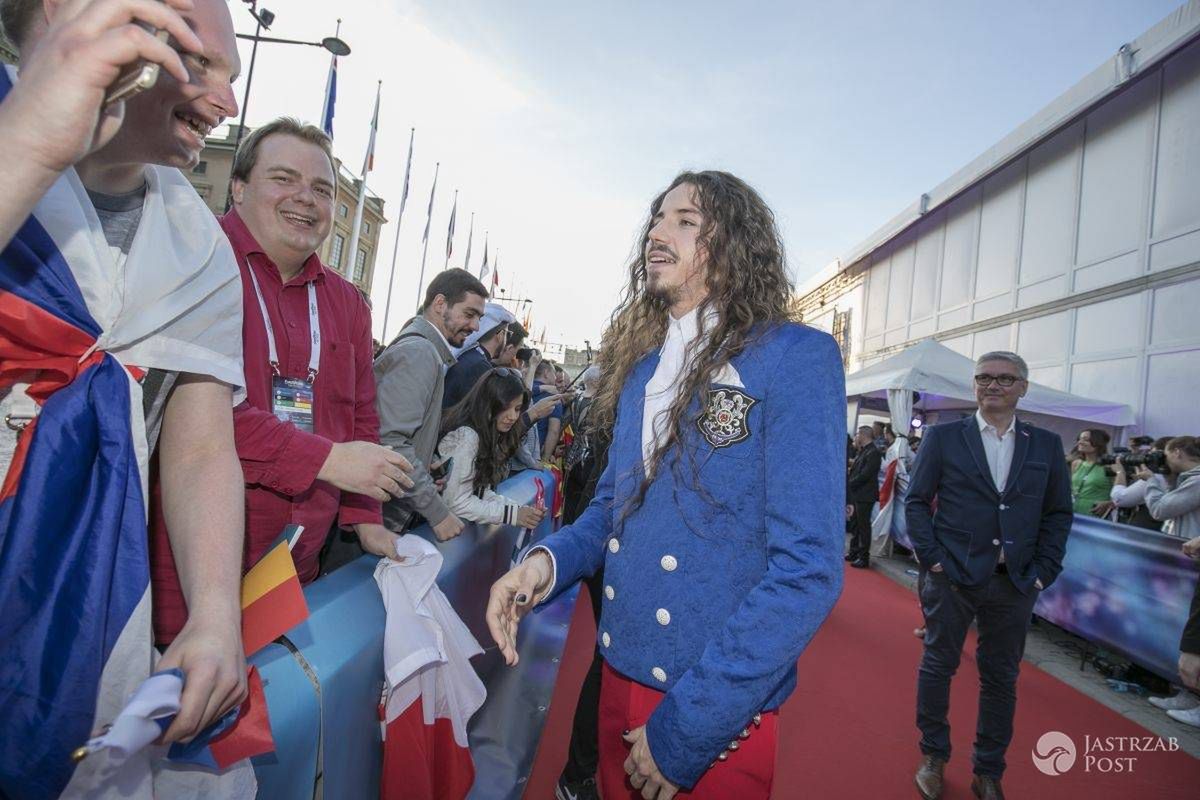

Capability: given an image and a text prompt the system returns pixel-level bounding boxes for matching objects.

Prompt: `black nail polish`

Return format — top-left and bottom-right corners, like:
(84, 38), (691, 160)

(516, 593), (528, 604)
(622, 729), (630, 736)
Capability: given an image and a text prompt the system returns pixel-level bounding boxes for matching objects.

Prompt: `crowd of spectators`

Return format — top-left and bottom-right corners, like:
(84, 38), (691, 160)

(0, 0), (599, 767)
(1, 2), (1198, 791)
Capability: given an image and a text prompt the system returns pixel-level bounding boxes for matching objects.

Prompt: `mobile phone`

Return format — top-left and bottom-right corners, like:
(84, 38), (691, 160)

(104, 28), (171, 108)
(431, 457), (453, 482)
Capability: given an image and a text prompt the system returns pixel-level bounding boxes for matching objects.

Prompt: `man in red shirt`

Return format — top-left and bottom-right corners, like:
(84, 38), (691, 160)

(152, 118), (412, 643)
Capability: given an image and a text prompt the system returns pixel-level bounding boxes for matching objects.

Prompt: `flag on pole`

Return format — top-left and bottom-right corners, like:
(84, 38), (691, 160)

(319, 19), (341, 137)
(416, 162), (440, 311)
(364, 81), (381, 174)
(422, 164), (439, 246)
(462, 213), (474, 272)
(444, 191), (458, 269)
(240, 528), (309, 656)
(477, 235), (489, 282)
(320, 55), (337, 137)
(345, 80), (381, 281)
(398, 128), (413, 218)
(492, 249), (500, 290)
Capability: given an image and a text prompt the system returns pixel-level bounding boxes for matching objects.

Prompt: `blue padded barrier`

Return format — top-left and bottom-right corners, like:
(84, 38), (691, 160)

(251, 468), (574, 799)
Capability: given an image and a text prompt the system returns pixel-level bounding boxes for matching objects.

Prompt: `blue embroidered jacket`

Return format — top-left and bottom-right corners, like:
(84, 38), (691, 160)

(535, 322), (845, 787)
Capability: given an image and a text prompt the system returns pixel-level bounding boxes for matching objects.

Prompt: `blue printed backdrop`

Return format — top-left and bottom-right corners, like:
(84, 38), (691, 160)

(886, 487), (1197, 682)
(1034, 515), (1197, 682)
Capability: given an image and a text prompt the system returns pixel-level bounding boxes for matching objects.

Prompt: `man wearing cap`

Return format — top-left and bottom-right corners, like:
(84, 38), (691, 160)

(443, 301), (517, 409)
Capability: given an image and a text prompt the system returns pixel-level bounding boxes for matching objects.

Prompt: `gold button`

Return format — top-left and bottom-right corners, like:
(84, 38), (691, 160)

(602, 632), (611, 647)
(608, 538), (620, 554)
(604, 585), (615, 600)
(660, 555), (678, 571)
(656, 608), (671, 626)
(652, 667), (667, 683)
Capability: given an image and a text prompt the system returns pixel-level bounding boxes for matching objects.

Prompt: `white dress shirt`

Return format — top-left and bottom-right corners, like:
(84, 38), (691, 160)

(975, 409), (1016, 491)
(975, 409), (1018, 568)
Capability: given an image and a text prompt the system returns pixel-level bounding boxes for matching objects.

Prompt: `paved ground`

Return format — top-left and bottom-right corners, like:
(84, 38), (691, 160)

(866, 547), (1200, 759)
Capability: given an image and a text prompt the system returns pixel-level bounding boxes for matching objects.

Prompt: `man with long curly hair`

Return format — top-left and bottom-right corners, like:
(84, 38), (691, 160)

(487, 171), (846, 798)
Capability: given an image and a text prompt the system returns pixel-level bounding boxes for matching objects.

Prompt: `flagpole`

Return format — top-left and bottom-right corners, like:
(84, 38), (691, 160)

(346, 80), (381, 284)
(380, 127), (414, 342)
(443, 189), (458, 271)
(416, 162), (440, 312)
(319, 19), (341, 137)
(477, 232), (489, 280)
(462, 212), (474, 272)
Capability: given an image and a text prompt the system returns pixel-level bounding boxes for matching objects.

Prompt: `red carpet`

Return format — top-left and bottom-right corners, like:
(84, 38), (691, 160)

(525, 567), (1200, 799)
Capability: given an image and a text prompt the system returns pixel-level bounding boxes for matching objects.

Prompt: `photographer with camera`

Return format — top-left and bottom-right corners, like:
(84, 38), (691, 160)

(1108, 436), (1172, 531)
(1138, 436), (1200, 725)
(1142, 436), (1200, 538)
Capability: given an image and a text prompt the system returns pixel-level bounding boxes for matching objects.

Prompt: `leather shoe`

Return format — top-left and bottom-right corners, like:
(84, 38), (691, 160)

(845, 553), (855, 561)
(914, 755), (946, 800)
(849, 558), (870, 569)
(971, 774), (1005, 800)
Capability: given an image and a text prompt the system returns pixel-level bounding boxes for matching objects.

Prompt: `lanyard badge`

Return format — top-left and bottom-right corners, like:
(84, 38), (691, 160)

(247, 264), (322, 433)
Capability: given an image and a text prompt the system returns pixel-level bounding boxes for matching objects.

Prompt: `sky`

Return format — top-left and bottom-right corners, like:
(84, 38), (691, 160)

(223, 0), (1185, 347)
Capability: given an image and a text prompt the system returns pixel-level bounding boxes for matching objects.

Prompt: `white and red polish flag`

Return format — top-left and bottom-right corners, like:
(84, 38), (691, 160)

(375, 536), (485, 800)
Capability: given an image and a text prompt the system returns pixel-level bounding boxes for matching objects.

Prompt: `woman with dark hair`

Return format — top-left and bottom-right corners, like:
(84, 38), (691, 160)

(1071, 428), (1115, 516)
(437, 369), (547, 529)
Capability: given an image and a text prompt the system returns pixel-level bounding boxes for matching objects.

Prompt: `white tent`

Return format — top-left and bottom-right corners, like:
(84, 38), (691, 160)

(846, 338), (1135, 430)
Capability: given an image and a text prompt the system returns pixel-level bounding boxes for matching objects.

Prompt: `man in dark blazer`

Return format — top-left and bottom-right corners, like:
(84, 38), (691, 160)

(906, 351), (1072, 800)
(846, 425), (883, 568)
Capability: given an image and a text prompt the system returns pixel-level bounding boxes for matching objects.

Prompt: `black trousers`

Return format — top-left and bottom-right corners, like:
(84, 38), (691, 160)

(561, 566), (605, 783)
(916, 569), (1040, 778)
(849, 500), (875, 561)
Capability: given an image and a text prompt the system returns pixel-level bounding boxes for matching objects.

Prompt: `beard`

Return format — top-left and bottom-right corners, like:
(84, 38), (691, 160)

(645, 272), (680, 307)
(441, 308), (469, 345)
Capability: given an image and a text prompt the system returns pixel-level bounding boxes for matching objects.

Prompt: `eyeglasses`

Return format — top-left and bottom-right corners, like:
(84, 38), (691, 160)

(974, 373), (1023, 388)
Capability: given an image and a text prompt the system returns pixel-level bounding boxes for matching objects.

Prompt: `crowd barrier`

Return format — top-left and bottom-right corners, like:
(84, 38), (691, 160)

(885, 494), (1198, 682)
(1034, 514), (1198, 682)
(248, 469), (574, 800)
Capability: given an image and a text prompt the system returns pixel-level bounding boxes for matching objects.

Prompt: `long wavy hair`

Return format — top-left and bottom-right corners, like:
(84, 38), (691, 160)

(441, 369), (530, 496)
(589, 171), (796, 516)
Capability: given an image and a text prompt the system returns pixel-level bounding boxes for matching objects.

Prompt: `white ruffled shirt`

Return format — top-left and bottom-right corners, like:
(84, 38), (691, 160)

(641, 306), (742, 473)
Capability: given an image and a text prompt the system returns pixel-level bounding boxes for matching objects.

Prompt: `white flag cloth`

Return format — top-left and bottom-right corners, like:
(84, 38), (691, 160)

(375, 535), (486, 746)
(28, 135), (245, 402)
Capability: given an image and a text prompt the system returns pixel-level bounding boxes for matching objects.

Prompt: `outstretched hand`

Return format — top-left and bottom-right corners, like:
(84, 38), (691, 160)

(485, 552), (552, 665)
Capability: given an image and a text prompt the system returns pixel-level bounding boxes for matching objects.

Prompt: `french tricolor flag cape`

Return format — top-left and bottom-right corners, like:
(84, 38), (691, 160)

(0, 65), (244, 798)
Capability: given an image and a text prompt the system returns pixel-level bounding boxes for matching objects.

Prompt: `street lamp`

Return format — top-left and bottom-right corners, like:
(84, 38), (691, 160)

(224, 4), (350, 209)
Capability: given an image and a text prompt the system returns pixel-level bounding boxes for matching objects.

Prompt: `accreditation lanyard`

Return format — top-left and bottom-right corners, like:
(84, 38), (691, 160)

(247, 263), (321, 433)
(247, 264), (321, 380)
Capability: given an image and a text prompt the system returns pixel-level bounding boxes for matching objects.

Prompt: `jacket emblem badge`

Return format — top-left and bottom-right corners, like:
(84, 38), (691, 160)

(697, 388), (757, 448)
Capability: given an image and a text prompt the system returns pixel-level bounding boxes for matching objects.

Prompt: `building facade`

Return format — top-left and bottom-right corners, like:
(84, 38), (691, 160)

(187, 125), (388, 299)
(797, 5), (1200, 438)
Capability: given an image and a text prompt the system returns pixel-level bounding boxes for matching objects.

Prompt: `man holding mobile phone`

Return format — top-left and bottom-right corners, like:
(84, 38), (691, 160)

(0, 1), (252, 795)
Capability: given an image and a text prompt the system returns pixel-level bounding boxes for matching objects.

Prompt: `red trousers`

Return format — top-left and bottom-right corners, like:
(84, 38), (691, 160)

(598, 661), (777, 799)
